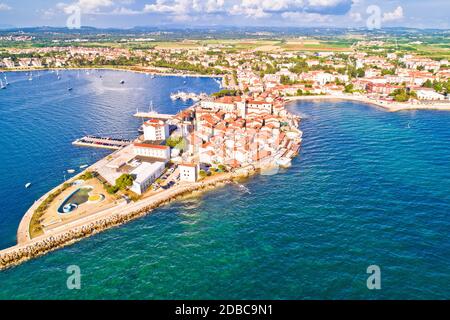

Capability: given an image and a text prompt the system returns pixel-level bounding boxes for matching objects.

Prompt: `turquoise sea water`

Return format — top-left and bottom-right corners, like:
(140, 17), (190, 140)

(1, 71), (449, 299)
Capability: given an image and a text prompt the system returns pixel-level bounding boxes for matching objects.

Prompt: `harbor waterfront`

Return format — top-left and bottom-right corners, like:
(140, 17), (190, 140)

(1, 65), (302, 270)
(0, 69), (221, 250)
(1, 71), (450, 299)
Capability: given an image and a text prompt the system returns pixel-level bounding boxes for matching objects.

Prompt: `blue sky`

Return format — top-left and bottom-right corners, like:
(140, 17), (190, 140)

(0, 0), (448, 29)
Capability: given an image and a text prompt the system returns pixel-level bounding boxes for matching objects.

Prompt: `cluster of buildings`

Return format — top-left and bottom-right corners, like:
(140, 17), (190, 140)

(0, 35), (33, 41)
(231, 50), (449, 102)
(0, 46), (135, 69)
(3, 39), (449, 196)
(95, 90), (302, 196)
(96, 115), (204, 196)
(173, 95), (302, 170)
(1, 41), (448, 103)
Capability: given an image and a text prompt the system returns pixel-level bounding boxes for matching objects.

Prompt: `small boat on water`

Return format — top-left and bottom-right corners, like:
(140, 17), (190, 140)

(237, 184), (251, 194)
(79, 164), (89, 169)
(67, 169), (76, 174)
(25, 183), (32, 189)
(28, 73), (33, 81)
(68, 87), (73, 91)
(120, 80), (125, 84)
(0, 79), (5, 89)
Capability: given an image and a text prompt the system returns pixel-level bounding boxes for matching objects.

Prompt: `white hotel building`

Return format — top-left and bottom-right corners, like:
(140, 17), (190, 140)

(143, 119), (170, 141)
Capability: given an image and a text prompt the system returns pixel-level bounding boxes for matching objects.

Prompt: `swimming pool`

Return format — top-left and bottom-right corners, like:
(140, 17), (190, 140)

(57, 187), (93, 214)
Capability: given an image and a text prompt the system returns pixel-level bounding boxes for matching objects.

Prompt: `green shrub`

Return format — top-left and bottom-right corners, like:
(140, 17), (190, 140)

(115, 174), (134, 190)
(79, 171), (93, 181)
(199, 170), (207, 179)
(107, 185), (120, 194)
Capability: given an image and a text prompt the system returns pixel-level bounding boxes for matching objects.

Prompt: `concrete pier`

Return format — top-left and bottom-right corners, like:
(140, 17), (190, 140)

(72, 136), (132, 150)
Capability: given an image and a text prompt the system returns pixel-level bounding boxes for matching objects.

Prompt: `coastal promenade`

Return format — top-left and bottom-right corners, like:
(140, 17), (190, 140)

(0, 171), (238, 270)
(285, 95), (450, 112)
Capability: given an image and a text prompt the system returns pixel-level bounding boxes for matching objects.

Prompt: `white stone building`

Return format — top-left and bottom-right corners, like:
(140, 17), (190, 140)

(133, 143), (171, 162)
(143, 119), (170, 141)
(130, 162), (165, 195)
(179, 163), (199, 182)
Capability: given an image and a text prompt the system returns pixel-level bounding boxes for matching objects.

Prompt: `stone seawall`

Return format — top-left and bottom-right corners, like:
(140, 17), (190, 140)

(0, 173), (238, 271)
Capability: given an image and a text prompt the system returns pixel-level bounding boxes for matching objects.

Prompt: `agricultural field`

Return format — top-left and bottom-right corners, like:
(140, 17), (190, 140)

(280, 39), (352, 52)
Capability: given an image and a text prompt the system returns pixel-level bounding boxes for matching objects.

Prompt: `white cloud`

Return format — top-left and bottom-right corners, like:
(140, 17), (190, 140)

(349, 11), (361, 22)
(229, 5), (270, 18)
(144, 0), (226, 15)
(308, 0), (343, 6)
(0, 3), (11, 11)
(108, 7), (143, 15)
(143, 0), (188, 14)
(382, 6), (403, 22)
(281, 11), (331, 23)
(143, 0), (354, 18)
(53, 0), (356, 22)
(58, 0), (114, 14)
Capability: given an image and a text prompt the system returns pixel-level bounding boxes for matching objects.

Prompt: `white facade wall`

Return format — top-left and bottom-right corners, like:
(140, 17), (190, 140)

(143, 122), (169, 141)
(179, 164), (198, 182)
(130, 162), (165, 195)
(134, 144), (171, 161)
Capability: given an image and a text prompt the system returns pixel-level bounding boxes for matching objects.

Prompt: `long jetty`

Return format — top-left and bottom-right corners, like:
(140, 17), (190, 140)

(0, 172), (241, 271)
(72, 136), (132, 150)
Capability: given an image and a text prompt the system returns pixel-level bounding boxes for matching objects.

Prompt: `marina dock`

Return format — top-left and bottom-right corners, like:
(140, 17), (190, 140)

(72, 136), (132, 150)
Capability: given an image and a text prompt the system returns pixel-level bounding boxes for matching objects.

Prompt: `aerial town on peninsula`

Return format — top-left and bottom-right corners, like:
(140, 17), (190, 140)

(1, 31), (450, 270)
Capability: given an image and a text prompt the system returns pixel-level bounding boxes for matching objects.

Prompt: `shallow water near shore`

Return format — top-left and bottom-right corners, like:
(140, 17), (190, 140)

(1, 71), (450, 299)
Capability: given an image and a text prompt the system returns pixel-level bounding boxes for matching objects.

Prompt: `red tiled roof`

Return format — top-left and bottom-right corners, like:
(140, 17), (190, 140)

(134, 143), (169, 150)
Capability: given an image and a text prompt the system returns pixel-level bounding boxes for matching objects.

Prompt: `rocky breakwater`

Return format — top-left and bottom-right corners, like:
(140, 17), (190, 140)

(0, 172), (237, 271)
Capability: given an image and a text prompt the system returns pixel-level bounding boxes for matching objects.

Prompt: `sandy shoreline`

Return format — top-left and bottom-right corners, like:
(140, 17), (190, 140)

(285, 95), (450, 112)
